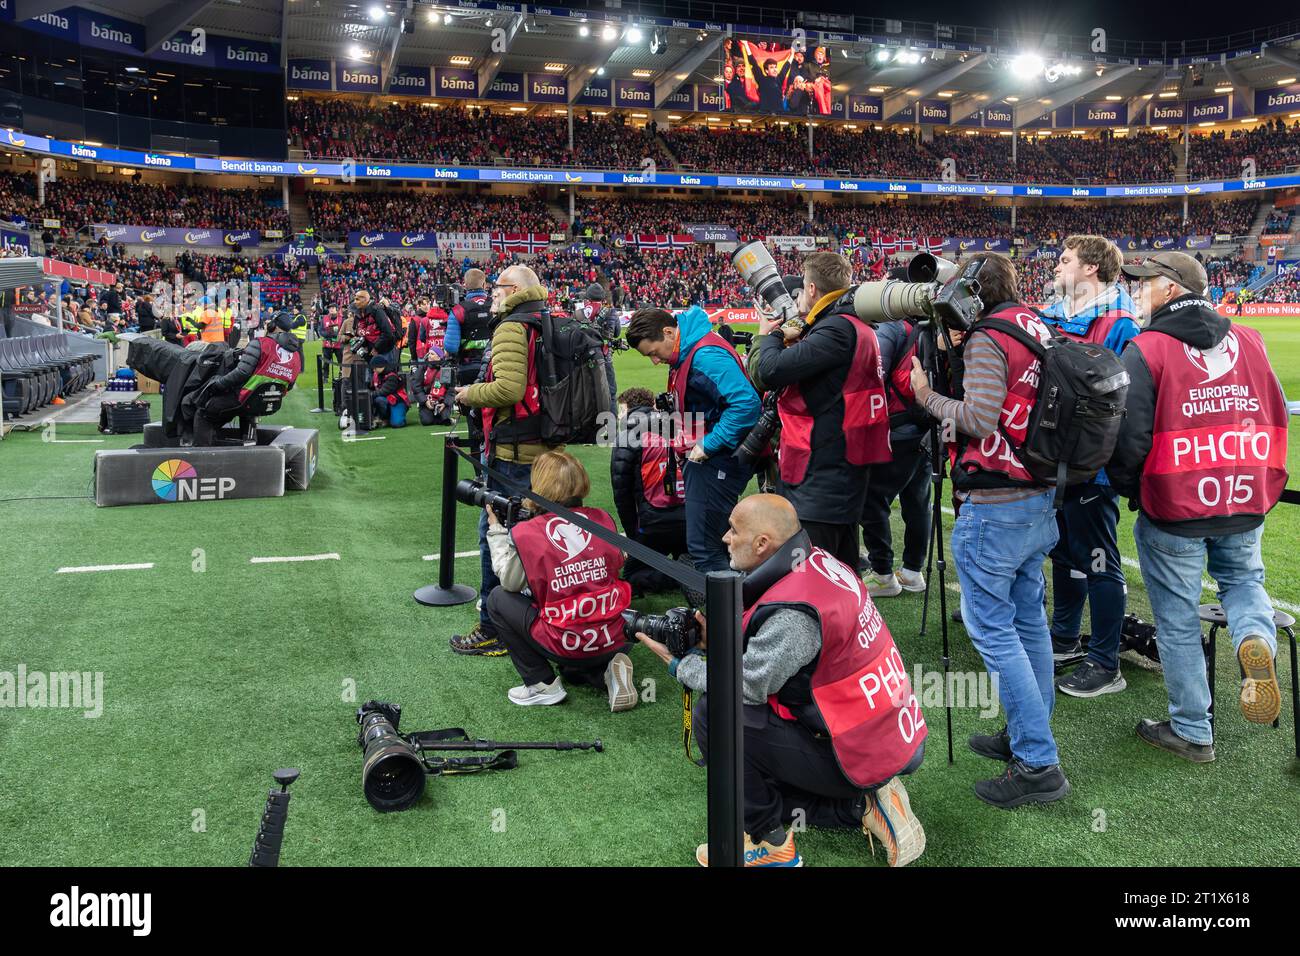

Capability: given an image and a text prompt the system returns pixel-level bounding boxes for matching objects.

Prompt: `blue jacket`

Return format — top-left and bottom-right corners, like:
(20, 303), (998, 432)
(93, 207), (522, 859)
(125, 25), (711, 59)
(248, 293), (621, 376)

(445, 289), (489, 356)
(673, 305), (761, 457)
(1039, 284), (1140, 355)
(1041, 283), (1140, 486)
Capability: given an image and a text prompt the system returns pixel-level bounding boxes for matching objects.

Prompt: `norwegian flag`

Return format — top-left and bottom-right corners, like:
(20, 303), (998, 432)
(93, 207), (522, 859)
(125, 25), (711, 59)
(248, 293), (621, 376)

(669, 234), (694, 250)
(490, 232), (551, 254)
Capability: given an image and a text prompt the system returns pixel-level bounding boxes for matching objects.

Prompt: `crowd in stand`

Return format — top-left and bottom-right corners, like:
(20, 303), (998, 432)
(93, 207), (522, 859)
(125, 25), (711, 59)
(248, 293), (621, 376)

(1204, 255), (1257, 303)
(307, 189), (561, 238)
(1186, 119), (1300, 180)
(1263, 208), (1295, 234)
(817, 201), (1014, 240)
(0, 172), (289, 235)
(1015, 198), (1257, 245)
(289, 99), (495, 165)
(1267, 268), (1300, 303)
(1042, 131), (1178, 183)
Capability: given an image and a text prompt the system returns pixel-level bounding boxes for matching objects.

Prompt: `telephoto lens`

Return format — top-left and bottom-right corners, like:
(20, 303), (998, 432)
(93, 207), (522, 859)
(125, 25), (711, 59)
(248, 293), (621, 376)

(907, 252), (958, 284)
(732, 241), (800, 323)
(356, 701), (426, 812)
(851, 280), (936, 324)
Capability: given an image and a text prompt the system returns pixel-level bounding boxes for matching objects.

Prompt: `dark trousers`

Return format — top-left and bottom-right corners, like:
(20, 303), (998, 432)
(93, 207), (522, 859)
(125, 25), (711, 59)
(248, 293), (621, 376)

(623, 524), (689, 594)
(477, 459), (534, 634)
(487, 588), (618, 687)
(193, 394), (251, 446)
(861, 439), (931, 575)
(682, 453), (753, 573)
(1048, 482), (1125, 671)
(801, 520), (861, 570)
(694, 694), (923, 839)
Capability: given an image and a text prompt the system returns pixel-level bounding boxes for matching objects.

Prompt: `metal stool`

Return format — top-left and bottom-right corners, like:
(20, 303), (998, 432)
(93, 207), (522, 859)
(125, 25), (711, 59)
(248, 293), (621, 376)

(1199, 603), (1299, 757)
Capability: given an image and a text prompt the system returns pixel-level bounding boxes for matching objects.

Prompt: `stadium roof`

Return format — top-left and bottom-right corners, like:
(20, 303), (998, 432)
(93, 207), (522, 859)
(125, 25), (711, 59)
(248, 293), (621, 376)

(13, 2), (1300, 126)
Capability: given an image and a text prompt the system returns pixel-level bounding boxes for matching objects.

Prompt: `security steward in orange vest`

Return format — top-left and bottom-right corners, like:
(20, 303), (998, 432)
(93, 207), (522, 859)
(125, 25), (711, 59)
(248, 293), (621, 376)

(637, 494), (927, 869)
(198, 298), (225, 344)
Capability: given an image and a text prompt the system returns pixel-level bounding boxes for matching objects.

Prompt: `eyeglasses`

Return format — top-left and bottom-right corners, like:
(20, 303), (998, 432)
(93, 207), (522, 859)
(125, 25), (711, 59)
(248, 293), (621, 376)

(493, 283), (517, 291)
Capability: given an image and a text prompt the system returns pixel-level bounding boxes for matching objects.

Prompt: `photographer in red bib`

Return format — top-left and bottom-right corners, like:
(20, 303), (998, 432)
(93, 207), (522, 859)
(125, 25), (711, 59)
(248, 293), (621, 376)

(485, 450), (638, 712)
(1110, 252), (1288, 762)
(907, 252), (1069, 809)
(637, 494), (926, 869)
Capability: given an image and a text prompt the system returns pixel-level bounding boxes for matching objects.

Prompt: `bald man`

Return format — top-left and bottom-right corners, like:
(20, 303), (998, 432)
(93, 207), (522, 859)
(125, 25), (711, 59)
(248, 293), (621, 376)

(639, 494), (927, 868)
(450, 264), (559, 657)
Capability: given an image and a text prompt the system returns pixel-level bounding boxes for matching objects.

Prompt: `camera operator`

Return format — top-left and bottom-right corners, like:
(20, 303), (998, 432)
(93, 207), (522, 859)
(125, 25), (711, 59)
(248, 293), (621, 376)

(637, 494), (925, 868)
(484, 450), (637, 711)
(190, 311), (302, 446)
(609, 387), (689, 595)
(859, 265), (932, 598)
(626, 305), (760, 574)
(580, 283), (620, 408)
(906, 252), (1070, 809)
(752, 251), (891, 569)
(1110, 252), (1287, 762)
(1041, 236), (1141, 697)
(449, 265), (559, 657)
(350, 290), (398, 368)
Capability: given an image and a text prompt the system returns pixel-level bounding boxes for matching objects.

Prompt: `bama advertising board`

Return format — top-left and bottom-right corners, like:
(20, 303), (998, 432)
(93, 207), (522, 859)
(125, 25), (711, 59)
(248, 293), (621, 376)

(7, 131), (1300, 197)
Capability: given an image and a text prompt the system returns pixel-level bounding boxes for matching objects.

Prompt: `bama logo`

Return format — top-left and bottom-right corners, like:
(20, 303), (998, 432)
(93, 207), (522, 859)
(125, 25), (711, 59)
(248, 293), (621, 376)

(807, 550), (862, 597)
(151, 459), (235, 502)
(1183, 331), (1240, 384)
(226, 45), (269, 64)
(545, 516), (591, 563)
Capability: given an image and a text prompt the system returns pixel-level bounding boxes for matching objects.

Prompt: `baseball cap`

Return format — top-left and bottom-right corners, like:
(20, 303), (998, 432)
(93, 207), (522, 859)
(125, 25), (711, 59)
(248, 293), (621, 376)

(583, 283), (606, 302)
(1121, 252), (1208, 297)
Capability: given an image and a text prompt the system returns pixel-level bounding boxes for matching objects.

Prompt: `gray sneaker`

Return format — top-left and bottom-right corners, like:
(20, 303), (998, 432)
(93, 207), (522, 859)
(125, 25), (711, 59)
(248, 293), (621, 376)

(1056, 660), (1127, 698)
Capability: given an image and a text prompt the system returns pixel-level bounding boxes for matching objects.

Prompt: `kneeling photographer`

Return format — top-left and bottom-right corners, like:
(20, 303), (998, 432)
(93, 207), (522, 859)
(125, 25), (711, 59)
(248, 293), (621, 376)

(636, 494), (926, 868)
(905, 252), (1069, 808)
(482, 450), (638, 712)
(750, 249), (891, 569)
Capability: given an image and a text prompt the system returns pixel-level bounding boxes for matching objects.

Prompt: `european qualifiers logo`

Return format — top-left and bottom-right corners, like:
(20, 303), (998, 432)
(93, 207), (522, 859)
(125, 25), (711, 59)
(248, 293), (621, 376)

(151, 459), (235, 502)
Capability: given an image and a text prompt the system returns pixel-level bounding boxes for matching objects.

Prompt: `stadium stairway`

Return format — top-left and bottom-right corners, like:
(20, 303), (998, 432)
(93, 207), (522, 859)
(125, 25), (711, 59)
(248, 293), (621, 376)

(298, 266), (322, 313)
(1243, 198), (1276, 261)
(287, 192), (313, 237)
(1174, 141), (1189, 183)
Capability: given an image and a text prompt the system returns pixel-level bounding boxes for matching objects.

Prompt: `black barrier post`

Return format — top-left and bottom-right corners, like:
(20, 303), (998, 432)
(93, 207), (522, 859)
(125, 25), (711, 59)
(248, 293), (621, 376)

(310, 352), (326, 413)
(705, 570), (745, 868)
(414, 435), (478, 607)
(348, 360), (363, 431)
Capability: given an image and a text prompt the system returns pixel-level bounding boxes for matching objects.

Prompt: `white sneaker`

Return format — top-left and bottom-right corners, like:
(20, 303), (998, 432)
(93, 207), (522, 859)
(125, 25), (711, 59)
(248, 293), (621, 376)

(605, 652), (637, 712)
(896, 568), (926, 592)
(507, 677), (567, 706)
(863, 571), (902, 598)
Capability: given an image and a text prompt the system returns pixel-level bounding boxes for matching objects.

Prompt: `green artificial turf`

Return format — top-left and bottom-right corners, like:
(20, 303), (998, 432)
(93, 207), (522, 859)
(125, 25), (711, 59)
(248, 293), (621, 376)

(1, 321), (1299, 868)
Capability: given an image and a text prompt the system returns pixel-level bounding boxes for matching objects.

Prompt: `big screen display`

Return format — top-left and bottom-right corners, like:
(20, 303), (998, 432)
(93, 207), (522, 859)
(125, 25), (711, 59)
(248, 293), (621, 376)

(719, 36), (833, 117)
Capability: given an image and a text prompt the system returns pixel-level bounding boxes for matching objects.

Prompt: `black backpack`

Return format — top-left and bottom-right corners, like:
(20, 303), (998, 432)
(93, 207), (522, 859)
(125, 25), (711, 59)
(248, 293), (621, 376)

(977, 316), (1130, 505)
(501, 309), (611, 447)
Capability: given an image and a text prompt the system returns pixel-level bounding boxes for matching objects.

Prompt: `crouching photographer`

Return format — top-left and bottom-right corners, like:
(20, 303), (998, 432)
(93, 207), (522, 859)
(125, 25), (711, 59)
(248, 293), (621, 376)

(482, 450), (638, 712)
(906, 252), (1071, 808)
(637, 494), (926, 868)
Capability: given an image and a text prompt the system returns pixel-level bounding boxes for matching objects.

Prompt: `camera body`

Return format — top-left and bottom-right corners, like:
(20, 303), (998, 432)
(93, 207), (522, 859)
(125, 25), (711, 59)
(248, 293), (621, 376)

(455, 477), (533, 526)
(623, 607), (703, 658)
(737, 390), (779, 466)
(654, 391), (676, 415)
(730, 330), (755, 352)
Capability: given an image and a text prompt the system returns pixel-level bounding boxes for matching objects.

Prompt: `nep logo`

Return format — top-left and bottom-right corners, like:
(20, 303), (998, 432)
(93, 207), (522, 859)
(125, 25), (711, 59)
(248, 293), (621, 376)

(151, 459), (235, 502)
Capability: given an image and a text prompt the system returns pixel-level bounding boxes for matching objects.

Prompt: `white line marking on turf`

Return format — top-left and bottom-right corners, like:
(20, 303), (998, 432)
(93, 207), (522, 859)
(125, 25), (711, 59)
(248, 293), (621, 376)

(249, 553), (341, 564)
(49, 439), (104, 444)
(57, 563), (154, 574)
(422, 550), (481, 560)
(937, 505), (1300, 614)
(345, 435), (386, 442)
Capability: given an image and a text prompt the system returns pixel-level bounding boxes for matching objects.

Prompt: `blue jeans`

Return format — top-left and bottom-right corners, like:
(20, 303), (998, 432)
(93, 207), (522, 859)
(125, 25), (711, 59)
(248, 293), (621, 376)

(477, 457), (533, 634)
(1049, 482), (1125, 671)
(1132, 516), (1276, 746)
(952, 490), (1061, 768)
(682, 451), (753, 573)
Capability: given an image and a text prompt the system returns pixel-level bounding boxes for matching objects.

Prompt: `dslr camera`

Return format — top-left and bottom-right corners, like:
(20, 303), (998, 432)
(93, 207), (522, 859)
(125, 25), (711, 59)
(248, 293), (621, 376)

(622, 607), (703, 658)
(850, 253), (986, 333)
(455, 478), (534, 526)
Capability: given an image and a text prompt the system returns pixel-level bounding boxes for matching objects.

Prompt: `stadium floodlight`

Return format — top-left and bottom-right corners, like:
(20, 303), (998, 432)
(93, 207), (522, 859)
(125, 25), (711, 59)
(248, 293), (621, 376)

(875, 49), (891, 62)
(428, 8), (439, 22)
(626, 27), (644, 43)
(368, 4), (386, 20)
(443, 13), (452, 24)
(348, 44), (366, 59)
(1010, 53), (1044, 79)
(579, 24), (590, 37)
(602, 24), (617, 41)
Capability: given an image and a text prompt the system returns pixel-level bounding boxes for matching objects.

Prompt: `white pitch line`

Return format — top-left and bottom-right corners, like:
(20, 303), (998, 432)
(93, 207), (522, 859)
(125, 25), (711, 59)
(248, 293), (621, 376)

(936, 505), (1300, 614)
(57, 563), (154, 574)
(345, 435), (386, 442)
(249, 553), (341, 564)
(422, 550), (481, 561)
(49, 439), (104, 444)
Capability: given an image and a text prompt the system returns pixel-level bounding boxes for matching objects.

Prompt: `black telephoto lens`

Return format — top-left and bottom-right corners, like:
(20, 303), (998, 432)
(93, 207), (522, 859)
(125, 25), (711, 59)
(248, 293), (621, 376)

(357, 706), (426, 812)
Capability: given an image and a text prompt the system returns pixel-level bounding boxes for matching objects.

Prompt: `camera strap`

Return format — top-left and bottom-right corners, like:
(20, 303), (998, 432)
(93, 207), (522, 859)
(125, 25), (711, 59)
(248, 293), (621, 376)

(682, 688), (705, 768)
(406, 728), (520, 775)
(452, 443), (707, 594)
